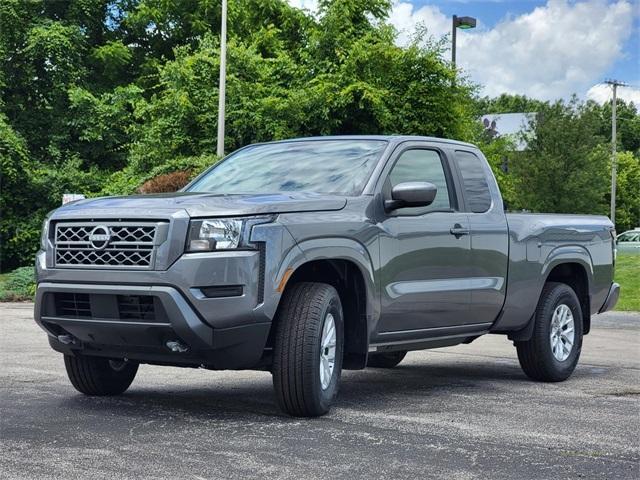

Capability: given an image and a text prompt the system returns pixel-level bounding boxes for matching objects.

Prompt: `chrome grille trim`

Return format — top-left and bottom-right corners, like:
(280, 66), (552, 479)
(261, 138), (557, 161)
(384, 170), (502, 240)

(54, 221), (167, 269)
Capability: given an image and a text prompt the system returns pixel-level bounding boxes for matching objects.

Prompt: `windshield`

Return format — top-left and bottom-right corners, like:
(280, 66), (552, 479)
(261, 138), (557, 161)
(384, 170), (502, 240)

(186, 140), (388, 195)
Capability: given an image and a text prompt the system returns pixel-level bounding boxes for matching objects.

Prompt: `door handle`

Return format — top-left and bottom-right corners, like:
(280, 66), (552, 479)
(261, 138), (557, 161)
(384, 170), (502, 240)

(450, 224), (470, 237)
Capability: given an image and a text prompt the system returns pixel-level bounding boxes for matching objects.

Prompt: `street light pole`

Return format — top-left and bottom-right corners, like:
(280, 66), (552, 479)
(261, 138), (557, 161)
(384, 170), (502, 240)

(605, 79), (628, 226)
(216, 0), (228, 158)
(451, 15), (458, 67)
(451, 15), (476, 68)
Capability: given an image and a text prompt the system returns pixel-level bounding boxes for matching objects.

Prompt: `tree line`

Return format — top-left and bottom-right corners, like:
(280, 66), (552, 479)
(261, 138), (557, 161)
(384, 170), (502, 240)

(1, 0), (638, 270)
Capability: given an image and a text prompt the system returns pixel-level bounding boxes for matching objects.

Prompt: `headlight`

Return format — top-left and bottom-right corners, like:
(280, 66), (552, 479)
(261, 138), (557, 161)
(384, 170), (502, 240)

(186, 216), (273, 252)
(188, 218), (242, 251)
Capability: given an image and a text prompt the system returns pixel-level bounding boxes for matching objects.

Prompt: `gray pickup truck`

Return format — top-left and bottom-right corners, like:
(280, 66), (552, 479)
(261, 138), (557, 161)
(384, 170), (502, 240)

(34, 136), (620, 417)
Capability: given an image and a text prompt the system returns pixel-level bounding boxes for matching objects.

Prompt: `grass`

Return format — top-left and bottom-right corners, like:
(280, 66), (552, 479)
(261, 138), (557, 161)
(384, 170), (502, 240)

(615, 253), (640, 312)
(0, 267), (35, 302)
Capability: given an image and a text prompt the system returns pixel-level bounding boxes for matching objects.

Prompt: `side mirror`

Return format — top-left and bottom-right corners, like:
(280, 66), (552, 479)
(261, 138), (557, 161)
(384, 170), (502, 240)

(385, 181), (437, 211)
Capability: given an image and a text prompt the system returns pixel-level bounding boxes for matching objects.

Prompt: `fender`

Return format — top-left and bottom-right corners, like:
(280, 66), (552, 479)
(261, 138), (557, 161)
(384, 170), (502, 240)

(270, 236), (378, 369)
(493, 244), (594, 336)
(274, 237), (378, 321)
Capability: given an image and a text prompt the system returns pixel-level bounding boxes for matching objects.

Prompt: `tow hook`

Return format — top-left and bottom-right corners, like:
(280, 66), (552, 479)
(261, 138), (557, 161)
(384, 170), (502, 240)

(166, 340), (189, 353)
(57, 334), (76, 345)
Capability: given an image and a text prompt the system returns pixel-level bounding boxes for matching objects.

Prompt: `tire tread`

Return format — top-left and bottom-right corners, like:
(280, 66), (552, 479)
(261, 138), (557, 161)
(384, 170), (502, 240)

(273, 282), (341, 417)
(516, 282), (582, 382)
(64, 355), (138, 395)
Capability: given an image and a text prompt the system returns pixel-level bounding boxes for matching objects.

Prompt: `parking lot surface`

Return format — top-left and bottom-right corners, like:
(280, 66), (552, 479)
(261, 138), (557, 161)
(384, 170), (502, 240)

(1, 303), (639, 479)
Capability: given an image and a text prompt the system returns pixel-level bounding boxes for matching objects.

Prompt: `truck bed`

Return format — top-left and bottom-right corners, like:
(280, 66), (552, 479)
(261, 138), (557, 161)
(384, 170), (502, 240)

(492, 213), (615, 333)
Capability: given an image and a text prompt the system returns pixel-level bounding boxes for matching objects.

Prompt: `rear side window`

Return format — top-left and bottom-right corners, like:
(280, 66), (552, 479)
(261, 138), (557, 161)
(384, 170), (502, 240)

(454, 150), (492, 213)
(388, 149), (451, 214)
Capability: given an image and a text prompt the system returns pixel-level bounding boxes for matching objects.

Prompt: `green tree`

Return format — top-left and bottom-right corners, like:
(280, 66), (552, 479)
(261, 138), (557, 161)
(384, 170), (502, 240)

(67, 84), (143, 170)
(0, 113), (34, 269)
(0, 112), (108, 268)
(510, 99), (609, 215)
(614, 151), (640, 231)
(126, 1), (474, 172)
(475, 93), (546, 115)
(595, 100), (640, 155)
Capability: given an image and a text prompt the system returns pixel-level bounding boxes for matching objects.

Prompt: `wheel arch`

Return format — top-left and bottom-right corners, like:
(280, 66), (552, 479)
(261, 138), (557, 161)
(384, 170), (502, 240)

(543, 261), (591, 334)
(505, 248), (593, 341)
(271, 238), (377, 369)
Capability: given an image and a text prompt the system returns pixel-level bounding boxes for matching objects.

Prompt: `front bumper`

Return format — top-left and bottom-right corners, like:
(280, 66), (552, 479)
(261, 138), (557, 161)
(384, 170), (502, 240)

(598, 282), (620, 314)
(35, 282), (271, 369)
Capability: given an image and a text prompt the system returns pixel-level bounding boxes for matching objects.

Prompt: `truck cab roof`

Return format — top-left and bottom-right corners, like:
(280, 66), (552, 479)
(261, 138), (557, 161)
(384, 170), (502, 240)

(256, 135), (478, 149)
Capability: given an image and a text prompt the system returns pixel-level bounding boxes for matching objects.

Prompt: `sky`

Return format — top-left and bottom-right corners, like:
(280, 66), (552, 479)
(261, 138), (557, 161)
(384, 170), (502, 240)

(288, 0), (640, 106)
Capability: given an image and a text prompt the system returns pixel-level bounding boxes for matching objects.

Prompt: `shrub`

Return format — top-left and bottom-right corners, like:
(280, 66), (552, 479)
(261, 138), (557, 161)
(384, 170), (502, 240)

(102, 154), (217, 196)
(0, 267), (36, 302)
(138, 170), (193, 193)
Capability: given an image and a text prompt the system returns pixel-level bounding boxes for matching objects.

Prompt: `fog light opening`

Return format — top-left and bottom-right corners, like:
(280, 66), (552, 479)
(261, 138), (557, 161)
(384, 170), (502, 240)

(199, 285), (244, 298)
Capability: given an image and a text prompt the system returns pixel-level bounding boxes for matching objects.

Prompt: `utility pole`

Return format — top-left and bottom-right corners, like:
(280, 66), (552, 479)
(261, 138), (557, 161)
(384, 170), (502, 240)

(605, 79), (627, 226)
(216, 0), (228, 158)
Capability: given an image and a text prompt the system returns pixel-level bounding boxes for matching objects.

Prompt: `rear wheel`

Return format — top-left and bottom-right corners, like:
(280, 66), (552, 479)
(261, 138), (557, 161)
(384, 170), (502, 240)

(64, 355), (138, 395)
(367, 351), (407, 368)
(272, 282), (344, 417)
(516, 282), (583, 382)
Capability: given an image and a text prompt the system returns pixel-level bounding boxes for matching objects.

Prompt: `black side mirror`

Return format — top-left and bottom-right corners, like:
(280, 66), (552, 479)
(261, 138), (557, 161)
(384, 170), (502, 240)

(385, 181), (437, 211)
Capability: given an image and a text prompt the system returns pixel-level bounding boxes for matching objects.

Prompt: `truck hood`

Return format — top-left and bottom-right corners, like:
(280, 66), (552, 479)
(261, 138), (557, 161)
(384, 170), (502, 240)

(51, 192), (348, 219)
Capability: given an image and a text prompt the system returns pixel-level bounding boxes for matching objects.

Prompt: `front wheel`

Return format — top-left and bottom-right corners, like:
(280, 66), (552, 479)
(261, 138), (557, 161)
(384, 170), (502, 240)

(64, 355), (138, 395)
(516, 282), (583, 382)
(272, 282), (344, 417)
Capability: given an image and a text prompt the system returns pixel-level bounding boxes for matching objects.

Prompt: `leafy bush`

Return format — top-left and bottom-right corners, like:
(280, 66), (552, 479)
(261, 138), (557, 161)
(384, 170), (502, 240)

(138, 170), (193, 193)
(0, 267), (36, 302)
(102, 154), (217, 196)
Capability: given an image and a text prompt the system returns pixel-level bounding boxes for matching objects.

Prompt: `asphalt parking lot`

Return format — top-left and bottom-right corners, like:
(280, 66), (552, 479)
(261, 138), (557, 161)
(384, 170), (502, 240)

(1, 303), (639, 479)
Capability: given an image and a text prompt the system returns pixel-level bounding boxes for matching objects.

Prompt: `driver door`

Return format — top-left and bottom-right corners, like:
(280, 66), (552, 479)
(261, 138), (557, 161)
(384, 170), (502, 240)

(376, 145), (473, 335)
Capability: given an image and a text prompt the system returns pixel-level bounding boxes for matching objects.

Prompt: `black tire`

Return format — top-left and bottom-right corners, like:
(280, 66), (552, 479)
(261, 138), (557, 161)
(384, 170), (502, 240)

(64, 355), (138, 395)
(367, 351), (407, 368)
(272, 282), (344, 417)
(516, 282), (583, 382)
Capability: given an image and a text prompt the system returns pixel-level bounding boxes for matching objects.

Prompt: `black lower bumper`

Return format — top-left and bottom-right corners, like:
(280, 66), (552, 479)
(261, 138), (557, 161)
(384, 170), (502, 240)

(46, 322), (271, 369)
(36, 282), (272, 370)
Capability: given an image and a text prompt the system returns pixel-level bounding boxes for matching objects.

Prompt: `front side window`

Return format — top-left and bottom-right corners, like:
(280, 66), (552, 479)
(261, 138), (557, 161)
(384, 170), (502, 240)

(186, 140), (388, 196)
(387, 149), (451, 214)
(454, 150), (492, 213)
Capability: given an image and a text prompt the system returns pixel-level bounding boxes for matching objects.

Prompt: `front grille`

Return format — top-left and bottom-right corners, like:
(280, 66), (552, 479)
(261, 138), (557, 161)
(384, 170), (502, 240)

(51, 293), (160, 323)
(117, 295), (156, 321)
(54, 221), (164, 269)
(55, 292), (92, 318)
